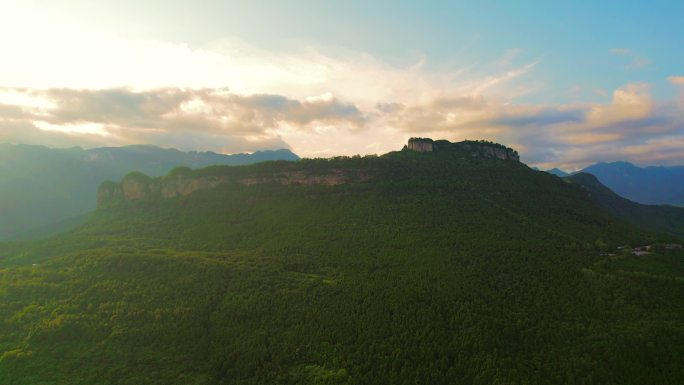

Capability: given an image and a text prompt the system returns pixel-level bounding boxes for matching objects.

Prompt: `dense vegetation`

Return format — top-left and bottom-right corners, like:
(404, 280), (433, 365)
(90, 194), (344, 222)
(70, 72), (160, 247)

(566, 172), (684, 238)
(1, 147), (683, 384)
(0, 143), (298, 241)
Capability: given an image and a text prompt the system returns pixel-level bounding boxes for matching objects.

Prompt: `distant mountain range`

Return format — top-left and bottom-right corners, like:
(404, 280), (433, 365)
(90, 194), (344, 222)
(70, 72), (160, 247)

(566, 172), (684, 237)
(0, 143), (299, 241)
(3, 141), (682, 242)
(545, 168), (569, 177)
(545, 161), (684, 207)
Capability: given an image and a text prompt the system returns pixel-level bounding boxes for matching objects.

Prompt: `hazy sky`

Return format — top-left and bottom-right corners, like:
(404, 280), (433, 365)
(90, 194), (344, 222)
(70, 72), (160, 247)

(0, 1), (683, 169)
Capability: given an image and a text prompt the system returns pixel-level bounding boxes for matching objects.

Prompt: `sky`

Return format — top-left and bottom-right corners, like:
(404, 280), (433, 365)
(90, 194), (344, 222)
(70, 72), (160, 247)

(0, 1), (682, 169)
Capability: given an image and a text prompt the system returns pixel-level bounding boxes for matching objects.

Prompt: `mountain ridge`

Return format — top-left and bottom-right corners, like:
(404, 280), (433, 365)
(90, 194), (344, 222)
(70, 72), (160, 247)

(545, 161), (684, 206)
(565, 172), (684, 238)
(97, 138), (523, 206)
(582, 161), (684, 206)
(0, 143), (299, 241)
(2, 138), (683, 384)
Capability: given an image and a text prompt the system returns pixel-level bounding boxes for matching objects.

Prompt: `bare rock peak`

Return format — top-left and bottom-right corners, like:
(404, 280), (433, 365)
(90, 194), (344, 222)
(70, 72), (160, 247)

(405, 137), (519, 161)
(407, 137), (435, 152)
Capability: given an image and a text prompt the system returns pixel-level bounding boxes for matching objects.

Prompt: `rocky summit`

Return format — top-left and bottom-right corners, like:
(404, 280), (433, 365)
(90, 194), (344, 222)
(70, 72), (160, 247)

(98, 138), (521, 206)
(405, 137), (520, 161)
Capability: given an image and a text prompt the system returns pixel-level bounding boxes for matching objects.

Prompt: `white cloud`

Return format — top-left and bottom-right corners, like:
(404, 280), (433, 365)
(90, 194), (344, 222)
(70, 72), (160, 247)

(0, 11), (541, 159)
(0, 6), (538, 112)
(609, 48), (652, 70)
(33, 121), (112, 137)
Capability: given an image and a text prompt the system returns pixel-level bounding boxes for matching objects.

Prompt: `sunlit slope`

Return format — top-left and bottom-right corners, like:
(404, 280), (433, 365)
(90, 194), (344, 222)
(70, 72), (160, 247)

(1, 147), (683, 385)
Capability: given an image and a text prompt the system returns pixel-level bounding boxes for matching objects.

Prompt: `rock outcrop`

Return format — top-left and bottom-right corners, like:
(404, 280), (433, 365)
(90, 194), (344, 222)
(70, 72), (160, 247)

(99, 137), (521, 206)
(405, 138), (520, 161)
(98, 169), (370, 206)
(407, 138), (435, 152)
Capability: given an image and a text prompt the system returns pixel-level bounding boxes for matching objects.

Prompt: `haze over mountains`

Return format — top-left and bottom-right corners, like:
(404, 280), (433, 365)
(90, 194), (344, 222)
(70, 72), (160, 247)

(582, 162), (684, 207)
(546, 162), (684, 207)
(0, 143), (299, 241)
(566, 172), (684, 237)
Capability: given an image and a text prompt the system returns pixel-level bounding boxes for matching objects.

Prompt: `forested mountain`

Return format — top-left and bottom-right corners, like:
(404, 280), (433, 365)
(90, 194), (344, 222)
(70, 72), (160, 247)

(0, 143), (299, 241)
(1, 139), (683, 384)
(581, 161), (684, 206)
(565, 172), (684, 238)
(544, 162), (684, 207)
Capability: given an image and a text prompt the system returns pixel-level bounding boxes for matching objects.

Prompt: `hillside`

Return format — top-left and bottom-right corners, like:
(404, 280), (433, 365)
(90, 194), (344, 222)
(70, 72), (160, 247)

(565, 172), (684, 238)
(582, 161), (684, 206)
(1, 139), (683, 385)
(0, 143), (299, 241)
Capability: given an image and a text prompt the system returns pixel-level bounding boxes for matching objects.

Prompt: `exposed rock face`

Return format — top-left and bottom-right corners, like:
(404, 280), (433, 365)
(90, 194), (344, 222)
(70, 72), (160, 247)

(407, 138), (434, 152)
(98, 137), (521, 206)
(121, 179), (147, 200)
(405, 137), (520, 162)
(461, 142), (520, 161)
(98, 170), (369, 206)
(97, 182), (120, 206)
(239, 170), (349, 187)
(159, 177), (222, 198)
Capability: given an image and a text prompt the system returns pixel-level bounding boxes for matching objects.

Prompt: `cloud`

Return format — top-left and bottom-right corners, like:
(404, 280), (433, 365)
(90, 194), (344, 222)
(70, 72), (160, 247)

(0, 88), (367, 153)
(0, 7), (539, 112)
(0, 24), (542, 158)
(376, 81), (684, 169)
(1, 80), (683, 168)
(609, 48), (631, 56)
(628, 57), (653, 69)
(609, 48), (652, 70)
(496, 48), (524, 67)
(0, 8), (548, 157)
(0, 103), (27, 120)
(0, 10), (681, 169)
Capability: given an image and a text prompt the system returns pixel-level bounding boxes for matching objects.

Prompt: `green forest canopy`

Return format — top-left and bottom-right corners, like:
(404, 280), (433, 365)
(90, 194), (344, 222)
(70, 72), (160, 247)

(1, 148), (683, 385)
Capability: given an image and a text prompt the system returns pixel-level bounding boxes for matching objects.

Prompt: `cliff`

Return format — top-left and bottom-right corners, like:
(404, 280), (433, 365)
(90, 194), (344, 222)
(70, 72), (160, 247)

(99, 138), (522, 206)
(98, 168), (370, 206)
(406, 138), (520, 161)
